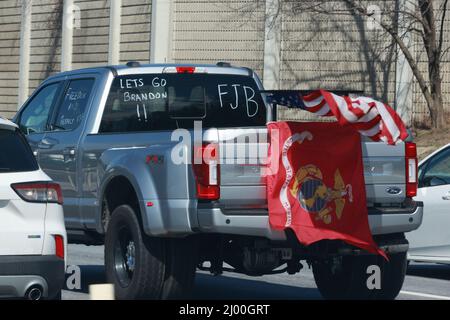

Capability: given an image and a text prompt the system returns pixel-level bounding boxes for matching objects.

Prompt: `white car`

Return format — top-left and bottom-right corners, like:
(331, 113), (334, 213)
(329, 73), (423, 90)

(407, 143), (450, 264)
(0, 118), (67, 300)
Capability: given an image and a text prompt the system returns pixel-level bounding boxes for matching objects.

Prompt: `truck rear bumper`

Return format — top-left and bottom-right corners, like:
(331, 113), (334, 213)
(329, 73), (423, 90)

(197, 201), (423, 241)
(368, 201), (423, 235)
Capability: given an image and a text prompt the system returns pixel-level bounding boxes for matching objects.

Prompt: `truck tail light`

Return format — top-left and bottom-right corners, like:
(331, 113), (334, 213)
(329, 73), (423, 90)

(176, 66), (195, 73)
(405, 142), (418, 197)
(163, 66), (207, 74)
(193, 143), (220, 200)
(54, 235), (64, 259)
(11, 182), (63, 205)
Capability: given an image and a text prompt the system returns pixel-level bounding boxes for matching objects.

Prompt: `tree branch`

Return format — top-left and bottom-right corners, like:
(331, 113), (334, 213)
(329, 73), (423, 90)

(344, 0), (434, 113)
(383, 6), (432, 35)
(438, 0), (449, 58)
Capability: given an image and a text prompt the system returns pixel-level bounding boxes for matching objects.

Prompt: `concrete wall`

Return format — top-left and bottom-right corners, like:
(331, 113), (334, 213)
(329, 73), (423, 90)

(29, 0), (63, 93)
(0, 0), (449, 125)
(120, 0), (151, 64)
(71, 0), (109, 70)
(0, 0), (21, 119)
(278, 0), (397, 121)
(171, 0), (265, 77)
(0, 0), (152, 118)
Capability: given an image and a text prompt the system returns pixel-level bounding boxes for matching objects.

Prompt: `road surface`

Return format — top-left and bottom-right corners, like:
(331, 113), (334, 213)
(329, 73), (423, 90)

(62, 244), (450, 300)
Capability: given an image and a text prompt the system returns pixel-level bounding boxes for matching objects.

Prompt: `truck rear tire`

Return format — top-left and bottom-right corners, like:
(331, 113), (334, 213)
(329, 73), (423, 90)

(161, 237), (198, 299)
(377, 252), (407, 300)
(105, 205), (165, 299)
(104, 205), (197, 300)
(312, 252), (407, 300)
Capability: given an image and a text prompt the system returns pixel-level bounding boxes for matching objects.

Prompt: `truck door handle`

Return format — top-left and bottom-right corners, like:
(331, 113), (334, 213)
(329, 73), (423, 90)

(442, 191), (450, 200)
(63, 147), (76, 156)
(38, 137), (58, 149)
(38, 141), (53, 149)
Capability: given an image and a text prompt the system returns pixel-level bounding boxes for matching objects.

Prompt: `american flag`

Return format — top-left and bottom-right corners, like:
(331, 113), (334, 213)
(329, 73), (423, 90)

(265, 90), (307, 109)
(265, 89), (408, 145)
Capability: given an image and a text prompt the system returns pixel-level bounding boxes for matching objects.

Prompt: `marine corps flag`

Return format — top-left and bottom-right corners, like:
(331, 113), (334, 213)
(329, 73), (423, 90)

(267, 121), (387, 258)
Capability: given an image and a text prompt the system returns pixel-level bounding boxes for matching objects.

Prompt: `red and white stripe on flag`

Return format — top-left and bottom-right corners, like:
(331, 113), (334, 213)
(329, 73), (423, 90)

(301, 90), (409, 145)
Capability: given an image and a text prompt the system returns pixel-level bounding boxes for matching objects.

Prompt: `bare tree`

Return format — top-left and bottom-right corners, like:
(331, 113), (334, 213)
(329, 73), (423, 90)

(343, 0), (448, 129)
(234, 0), (449, 129)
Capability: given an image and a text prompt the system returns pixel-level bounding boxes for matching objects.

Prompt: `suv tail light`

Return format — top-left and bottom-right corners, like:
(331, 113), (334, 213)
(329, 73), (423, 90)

(54, 235), (65, 259)
(11, 182), (63, 205)
(405, 142), (418, 197)
(193, 143), (220, 200)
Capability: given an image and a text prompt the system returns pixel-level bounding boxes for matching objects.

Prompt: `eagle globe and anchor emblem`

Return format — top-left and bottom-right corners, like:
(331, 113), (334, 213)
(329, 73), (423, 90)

(290, 165), (353, 224)
(280, 131), (355, 226)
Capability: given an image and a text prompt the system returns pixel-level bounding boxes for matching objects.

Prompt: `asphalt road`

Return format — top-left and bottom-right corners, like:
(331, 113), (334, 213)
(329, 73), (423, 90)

(62, 244), (450, 300)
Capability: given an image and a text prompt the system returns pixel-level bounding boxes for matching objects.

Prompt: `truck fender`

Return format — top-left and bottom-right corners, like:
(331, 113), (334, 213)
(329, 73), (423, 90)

(96, 143), (196, 236)
(97, 150), (156, 233)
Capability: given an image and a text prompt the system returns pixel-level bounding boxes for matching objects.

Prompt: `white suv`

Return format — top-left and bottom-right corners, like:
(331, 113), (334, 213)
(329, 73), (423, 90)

(0, 118), (66, 300)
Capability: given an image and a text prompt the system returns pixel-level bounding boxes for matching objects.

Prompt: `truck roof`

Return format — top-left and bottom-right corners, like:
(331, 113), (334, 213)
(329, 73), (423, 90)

(0, 117), (18, 131)
(46, 62), (253, 82)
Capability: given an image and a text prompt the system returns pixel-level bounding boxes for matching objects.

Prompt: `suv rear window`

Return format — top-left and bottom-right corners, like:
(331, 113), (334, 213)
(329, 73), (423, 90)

(0, 129), (39, 173)
(99, 73), (266, 133)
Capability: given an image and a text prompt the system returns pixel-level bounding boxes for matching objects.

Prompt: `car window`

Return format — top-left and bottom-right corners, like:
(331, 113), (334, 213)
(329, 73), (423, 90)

(52, 78), (95, 131)
(421, 147), (450, 187)
(0, 129), (39, 172)
(99, 74), (266, 133)
(18, 82), (61, 135)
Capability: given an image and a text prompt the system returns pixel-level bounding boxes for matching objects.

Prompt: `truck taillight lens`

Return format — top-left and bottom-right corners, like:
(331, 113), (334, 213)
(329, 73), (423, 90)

(193, 143), (220, 200)
(11, 182), (63, 205)
(405, 142), (418, 197)
(163, 66), (206, 74)
(176, 66), (195, 73)
(54, 235), (64, 259)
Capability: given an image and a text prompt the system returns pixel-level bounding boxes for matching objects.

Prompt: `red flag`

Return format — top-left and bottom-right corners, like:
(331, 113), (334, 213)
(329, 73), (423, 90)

(267, 121), (386, 258)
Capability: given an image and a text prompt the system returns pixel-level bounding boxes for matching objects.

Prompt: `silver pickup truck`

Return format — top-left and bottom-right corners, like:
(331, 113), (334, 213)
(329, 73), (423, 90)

(13, 62), (423, 300)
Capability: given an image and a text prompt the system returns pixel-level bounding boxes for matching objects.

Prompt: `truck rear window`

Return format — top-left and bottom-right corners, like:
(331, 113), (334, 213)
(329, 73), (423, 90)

(0, 130), (39, 173)
(99, 74), (266, 133)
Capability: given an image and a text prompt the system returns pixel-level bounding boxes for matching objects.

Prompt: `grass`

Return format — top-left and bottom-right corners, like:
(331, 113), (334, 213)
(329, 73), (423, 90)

(412, 127), (450, 160)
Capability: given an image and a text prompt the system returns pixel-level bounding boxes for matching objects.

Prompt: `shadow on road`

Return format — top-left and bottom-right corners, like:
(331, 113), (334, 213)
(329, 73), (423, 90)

(65, 265), (106, 294)
(64, 265), (321, 299)
(193, 274), (321, 300)
(407, 263), (450, 281)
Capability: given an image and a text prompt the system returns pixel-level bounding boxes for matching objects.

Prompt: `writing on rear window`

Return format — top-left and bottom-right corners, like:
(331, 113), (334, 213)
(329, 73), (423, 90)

(121, 77), (168, 103)
(100, 74), (265, 133)
(217, 84), (259, 117)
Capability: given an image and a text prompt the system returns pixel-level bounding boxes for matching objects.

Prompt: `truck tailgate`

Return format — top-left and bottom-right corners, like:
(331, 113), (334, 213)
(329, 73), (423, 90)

(216, 128), (406, 212)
